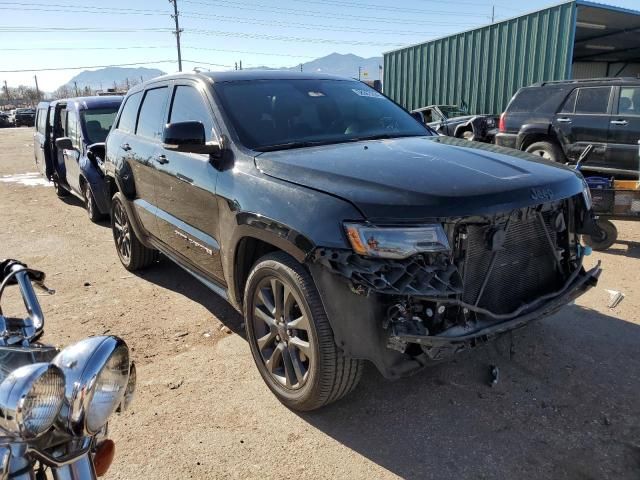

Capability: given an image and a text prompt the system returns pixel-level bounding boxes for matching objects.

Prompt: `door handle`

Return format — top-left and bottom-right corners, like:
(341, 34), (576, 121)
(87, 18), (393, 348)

(176, 173), (193, 184)
(154, 155), (169, 165)
(557, 117), (572, 123)
(120, 143), (131, 151)
(610, 120), (628, 126)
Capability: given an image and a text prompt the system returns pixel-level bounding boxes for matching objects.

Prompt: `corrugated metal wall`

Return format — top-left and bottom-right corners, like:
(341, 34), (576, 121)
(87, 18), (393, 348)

(383, 2), (577, 114)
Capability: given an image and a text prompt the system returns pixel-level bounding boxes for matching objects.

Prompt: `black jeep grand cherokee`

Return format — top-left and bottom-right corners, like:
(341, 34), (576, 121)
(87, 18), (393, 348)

(104, 71), (601, 411)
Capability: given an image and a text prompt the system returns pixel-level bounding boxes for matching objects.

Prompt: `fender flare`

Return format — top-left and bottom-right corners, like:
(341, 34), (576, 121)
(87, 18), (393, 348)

(225, 212), (316, 306)
(516, 123), (553, 150)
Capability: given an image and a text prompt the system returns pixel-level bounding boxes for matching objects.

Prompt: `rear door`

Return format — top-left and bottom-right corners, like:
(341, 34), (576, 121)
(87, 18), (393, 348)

(154, 82), (224, 281)
(607, 86), (640, 174)
(129, 86), (170, 238)
(553, 86), (612, 166)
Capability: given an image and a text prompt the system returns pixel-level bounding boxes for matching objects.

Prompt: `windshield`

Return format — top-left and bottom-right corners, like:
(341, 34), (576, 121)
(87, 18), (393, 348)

(214, 79), (430, 151)
(438, 106), (468, 118)
(81, 107), (119, 144)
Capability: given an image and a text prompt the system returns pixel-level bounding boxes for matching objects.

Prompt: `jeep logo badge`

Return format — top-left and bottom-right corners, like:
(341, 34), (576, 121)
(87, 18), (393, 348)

(530, 187), (554, 201)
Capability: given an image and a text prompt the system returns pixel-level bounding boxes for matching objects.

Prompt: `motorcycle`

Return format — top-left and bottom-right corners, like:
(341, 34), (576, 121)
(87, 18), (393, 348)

(0, 259), (136, 479)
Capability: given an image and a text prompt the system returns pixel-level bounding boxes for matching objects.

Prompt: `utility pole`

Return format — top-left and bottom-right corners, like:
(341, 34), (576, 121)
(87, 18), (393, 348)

(34, 75), (41, 101)
(239, 60), (242, 70)
(74, 81), (79, 97)
(235, 62), (238, 71)
(358, 66), (362, 81)
(169, 0), (183, 72)
(4, 80), (10, 102)
(491, 5), (495, 23)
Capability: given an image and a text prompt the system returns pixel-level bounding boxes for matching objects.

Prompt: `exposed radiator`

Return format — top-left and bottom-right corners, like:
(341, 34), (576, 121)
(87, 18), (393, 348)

(461, 211), (563, 314)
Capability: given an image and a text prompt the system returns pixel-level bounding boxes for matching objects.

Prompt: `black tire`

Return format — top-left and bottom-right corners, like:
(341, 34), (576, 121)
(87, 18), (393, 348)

(111, 193), (157, 271)
(82, 182), (103, 223)
(583, 219), (618, 251)
(52, 174), (69, 198)
(244, 251), (363, 411)
(525, 140), (565, 163)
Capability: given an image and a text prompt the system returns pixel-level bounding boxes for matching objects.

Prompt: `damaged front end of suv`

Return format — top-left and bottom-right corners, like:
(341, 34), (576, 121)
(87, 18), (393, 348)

(310, 193), (601, 378)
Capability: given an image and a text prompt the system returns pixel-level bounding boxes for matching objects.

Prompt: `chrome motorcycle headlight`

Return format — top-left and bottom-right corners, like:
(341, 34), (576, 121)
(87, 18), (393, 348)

(53, 336), (130, 436)
(344, 223), (450, 259)
(0, 363), (64, 439)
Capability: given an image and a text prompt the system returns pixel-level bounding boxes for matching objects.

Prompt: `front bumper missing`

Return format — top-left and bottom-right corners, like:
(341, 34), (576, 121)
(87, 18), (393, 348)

(392, 263), (601, 360)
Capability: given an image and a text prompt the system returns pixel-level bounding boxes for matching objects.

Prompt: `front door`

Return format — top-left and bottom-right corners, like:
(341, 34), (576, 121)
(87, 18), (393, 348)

(33, 106), (48, 177)
(607, 86), (640, 175)
(154, 83), (224, 282)
(62, 107), (82, 194)
(553, 86), (612, 166)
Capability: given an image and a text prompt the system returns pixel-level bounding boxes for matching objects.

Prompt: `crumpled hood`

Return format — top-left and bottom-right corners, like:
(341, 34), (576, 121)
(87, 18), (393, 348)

(255, 136), (584, 221)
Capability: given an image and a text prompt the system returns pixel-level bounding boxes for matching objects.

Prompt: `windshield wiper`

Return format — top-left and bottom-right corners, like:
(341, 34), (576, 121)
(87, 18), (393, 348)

(255, 141), (332, 152)
(348, 133), (423, 142)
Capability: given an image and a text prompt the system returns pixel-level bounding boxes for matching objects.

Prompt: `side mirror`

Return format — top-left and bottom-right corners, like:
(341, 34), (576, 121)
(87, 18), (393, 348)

(55, 137), (73, 150)
(162, 121), (220, 155)
(87, 142), (105, 164)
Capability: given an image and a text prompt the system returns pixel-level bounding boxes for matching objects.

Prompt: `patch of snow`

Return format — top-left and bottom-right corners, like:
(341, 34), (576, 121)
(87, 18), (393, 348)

(0, 172), (51, 187)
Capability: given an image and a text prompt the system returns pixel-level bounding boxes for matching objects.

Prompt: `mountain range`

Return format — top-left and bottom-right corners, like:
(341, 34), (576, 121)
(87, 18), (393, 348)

(60, 53), (383, 91)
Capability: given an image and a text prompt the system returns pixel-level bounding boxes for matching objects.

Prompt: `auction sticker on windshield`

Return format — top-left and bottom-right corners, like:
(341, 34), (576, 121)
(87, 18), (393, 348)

(352, 89), (384, 99)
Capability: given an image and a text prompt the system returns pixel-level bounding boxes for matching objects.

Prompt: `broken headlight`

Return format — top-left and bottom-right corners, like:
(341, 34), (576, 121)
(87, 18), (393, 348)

(582, 179), (593, 211)
(344, 223), (450, 259)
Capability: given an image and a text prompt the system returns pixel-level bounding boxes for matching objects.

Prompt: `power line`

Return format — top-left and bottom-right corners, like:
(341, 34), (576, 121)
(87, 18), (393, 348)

(181, 0), (487, 25)
(185, 28), (404, 46)
(0, 60), (176, 73)
(0, 26), (173, 32)
(179, 12), (474, 35)
(2, 46), (174, 51)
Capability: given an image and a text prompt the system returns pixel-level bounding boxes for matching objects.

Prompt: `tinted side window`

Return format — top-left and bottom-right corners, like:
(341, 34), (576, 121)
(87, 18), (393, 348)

(136, 87), (169, 140)
(169, 86), (214, 142)
(618, 87), (640, 116)
(117, 91), (142, 133)
(559, 89), (577, 114)
(575, 87), (611, 114)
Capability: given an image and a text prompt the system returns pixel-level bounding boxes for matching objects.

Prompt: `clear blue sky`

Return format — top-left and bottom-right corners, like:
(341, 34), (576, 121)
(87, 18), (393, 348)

(0, 0), (638, 91)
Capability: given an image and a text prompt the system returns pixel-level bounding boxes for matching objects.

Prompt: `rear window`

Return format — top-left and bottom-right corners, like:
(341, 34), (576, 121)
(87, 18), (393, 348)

(507, 86), (569, 114)
(575, 87), (611, 114)
(117, 91), (143, 134)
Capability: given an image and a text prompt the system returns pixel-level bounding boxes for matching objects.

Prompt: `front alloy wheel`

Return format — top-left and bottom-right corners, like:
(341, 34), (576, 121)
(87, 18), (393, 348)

(252, 276), (314, 389)
(110, 193), (157, 271)
(245, 252), (363, 411)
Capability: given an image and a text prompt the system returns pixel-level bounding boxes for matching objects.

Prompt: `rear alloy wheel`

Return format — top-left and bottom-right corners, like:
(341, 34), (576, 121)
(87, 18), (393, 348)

(245, 252), (363, 411)
(82, 183), (103, 222)
(52, 174), (69, 198)
(583, 219), (618, 251)
(111, 193), (157, 271)
(525, 141), (565, 163)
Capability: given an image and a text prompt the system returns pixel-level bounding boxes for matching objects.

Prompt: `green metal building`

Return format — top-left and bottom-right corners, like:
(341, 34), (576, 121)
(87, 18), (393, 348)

(383, 0), (640, 115)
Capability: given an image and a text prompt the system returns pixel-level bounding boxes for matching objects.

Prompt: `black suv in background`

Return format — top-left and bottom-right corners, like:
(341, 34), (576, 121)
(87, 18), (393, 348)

(104, 71), (600, 410)
(496, 78), (640, 177)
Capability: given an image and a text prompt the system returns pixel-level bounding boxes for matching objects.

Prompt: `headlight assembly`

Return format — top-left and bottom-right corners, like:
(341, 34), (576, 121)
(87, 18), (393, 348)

(0, 363), (65, 439)
(344, 223), (450, 259)
(53, 336), (131, 436)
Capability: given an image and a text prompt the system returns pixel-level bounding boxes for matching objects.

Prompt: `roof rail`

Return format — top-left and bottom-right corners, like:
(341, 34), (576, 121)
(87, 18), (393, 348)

(534, 77), (639, 87)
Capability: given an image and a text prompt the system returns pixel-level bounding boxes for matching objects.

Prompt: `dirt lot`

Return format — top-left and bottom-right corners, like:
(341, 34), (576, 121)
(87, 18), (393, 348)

(1, 127), (639, 479)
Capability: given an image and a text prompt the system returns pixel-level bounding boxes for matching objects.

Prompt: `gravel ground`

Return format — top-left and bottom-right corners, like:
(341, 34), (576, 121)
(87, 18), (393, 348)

(1, 127), (639, 479)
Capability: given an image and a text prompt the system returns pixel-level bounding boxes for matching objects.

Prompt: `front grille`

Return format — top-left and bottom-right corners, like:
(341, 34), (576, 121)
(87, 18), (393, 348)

(461, 210), (563, 315)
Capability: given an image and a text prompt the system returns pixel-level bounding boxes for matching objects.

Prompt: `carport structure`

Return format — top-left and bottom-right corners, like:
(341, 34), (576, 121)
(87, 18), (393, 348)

(573, 2), (640, 78)
(383, 0), (640, 114)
